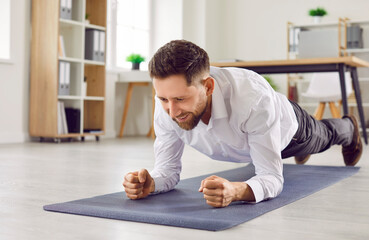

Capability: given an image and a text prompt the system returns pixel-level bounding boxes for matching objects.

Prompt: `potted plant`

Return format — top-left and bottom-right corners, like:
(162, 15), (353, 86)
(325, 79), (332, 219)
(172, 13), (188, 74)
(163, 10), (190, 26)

(126, 53), (145, 70)
(263, 76), (278, 91)
(85, 13), (90, 24)
(308, 7), (327, 24)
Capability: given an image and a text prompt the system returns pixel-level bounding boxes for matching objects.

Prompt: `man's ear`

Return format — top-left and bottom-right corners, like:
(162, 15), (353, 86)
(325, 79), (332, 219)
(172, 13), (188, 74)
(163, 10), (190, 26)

(203, 77), (215, 96)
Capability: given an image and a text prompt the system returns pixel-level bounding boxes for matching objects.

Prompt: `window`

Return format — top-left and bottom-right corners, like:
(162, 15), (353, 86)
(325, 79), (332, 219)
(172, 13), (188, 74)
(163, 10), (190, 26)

(0, 0), (11, 61)
(107, 0), (150, 70)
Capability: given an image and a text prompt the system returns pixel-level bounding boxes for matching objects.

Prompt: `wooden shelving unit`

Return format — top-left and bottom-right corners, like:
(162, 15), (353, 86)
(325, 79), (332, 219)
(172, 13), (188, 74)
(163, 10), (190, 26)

(29, 0), (107, 142)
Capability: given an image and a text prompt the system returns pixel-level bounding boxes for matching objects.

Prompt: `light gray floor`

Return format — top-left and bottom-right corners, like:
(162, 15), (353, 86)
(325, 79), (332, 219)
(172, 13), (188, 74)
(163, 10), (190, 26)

(1, 137), (369, 240)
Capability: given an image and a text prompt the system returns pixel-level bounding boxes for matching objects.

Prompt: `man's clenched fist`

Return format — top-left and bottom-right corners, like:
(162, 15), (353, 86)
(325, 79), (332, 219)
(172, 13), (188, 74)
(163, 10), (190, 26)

(123, 169), (155, 200)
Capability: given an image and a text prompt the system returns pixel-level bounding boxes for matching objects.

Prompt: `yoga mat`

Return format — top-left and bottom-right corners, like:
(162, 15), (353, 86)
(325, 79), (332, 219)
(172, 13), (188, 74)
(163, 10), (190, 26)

(44, 164), (359, 231)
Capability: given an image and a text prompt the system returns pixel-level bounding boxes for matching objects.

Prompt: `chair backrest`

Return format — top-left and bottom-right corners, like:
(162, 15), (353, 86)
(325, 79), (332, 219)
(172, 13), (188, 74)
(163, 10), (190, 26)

(305, 72), (353, 97)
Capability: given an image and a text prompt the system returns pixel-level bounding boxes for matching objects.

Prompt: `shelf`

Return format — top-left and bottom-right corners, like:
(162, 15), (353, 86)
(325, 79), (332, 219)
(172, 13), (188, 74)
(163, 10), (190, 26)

(348, 20), (369, 25)
(84, 59), (105, 66)
(58, 95), (82, 100)
(346, 48), (369, 54)
(57, 96), (105, 101)
(59, 18), (84, 26)
(84, 96), (105, 101)
(59, 56), (83, 63)
(57, 132), (104, 138)
(85, 23), (106, 31)
(291, 21), (338, 29)
(291, 19), (369, 29)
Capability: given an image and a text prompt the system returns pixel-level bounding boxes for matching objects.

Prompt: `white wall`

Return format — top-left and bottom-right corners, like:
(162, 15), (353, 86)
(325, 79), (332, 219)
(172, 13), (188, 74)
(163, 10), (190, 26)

(2, 0), (369, 143)
(151, 0), (183, 54)
(205, 0), (369, 100)
(215, 0), (369, 61)
(0, 0), (30, 144)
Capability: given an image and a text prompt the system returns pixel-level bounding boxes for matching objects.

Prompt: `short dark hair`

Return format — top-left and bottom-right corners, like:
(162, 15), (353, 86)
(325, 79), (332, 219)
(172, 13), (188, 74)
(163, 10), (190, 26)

(148, 40), (210, 85)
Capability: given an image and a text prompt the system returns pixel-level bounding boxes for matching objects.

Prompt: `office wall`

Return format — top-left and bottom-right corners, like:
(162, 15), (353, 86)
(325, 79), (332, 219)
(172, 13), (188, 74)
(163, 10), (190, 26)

(0, 0), (30, 144)
(207, 0), (369, 94)
(216, 0), (369, 61)
(2, 0), (369, 143)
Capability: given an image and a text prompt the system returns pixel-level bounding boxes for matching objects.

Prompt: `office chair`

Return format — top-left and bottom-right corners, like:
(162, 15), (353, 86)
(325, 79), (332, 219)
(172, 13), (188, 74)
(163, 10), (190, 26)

(301, 72), (353, 120)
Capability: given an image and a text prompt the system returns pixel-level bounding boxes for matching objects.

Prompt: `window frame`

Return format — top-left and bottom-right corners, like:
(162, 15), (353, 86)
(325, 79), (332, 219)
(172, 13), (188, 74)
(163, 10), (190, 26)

(0, 0), (13, 64)
(106, 0), (152, 71)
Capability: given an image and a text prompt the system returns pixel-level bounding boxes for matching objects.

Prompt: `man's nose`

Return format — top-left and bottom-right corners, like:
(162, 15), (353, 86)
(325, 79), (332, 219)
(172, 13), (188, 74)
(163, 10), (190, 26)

(168, 102), (180, 118)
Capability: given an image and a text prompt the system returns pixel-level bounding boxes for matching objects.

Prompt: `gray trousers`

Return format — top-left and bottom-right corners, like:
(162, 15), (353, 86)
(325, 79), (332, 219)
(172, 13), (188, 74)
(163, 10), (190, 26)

(281, 101), (354, 159)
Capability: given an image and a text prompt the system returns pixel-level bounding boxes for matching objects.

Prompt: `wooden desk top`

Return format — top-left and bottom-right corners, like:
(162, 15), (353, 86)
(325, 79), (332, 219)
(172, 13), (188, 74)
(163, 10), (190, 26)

(211, 56), (369, 68)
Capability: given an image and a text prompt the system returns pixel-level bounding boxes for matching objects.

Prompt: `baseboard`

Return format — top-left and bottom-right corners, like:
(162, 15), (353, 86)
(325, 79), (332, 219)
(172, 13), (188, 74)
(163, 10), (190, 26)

(102, 129), (116, 139)
(0, 130), (117, 144)
(0, 132), (28, 144)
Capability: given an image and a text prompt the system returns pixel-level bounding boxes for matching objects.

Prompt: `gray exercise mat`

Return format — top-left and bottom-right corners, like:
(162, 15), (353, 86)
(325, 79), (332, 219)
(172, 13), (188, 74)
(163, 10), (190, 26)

(43, 164), (359, 231)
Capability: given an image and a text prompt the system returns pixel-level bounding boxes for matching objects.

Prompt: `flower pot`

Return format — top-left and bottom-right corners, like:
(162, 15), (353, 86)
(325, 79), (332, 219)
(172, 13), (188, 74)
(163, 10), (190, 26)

(132, 62), (140, 70)
(313, 16), (322, 24)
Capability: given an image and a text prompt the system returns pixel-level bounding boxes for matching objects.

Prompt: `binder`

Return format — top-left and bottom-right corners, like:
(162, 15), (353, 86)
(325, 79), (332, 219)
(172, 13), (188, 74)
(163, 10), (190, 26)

(60, 0), (67, 19)
(347, 26), (353, 49)
(65, 62), (70, 95)
(347, 26), (363, 49)
(58, 61), (70, 95)
(66, 0), (72, 20)
(99, 31), (105, 62)
(59, 61), (66, 95)
(85, 29), (100, 61)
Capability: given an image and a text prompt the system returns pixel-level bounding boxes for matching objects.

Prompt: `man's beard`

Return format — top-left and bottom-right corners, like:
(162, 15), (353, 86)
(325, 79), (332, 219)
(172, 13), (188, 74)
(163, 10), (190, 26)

(172, 100), (208, 131)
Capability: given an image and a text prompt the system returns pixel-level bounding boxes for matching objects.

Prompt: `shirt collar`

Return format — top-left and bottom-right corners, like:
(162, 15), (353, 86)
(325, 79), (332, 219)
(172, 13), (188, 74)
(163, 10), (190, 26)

(210, 78), (228, 120)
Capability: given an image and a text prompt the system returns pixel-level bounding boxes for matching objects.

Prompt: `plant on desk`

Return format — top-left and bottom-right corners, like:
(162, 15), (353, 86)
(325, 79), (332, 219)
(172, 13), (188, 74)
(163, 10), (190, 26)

(263, 75), (278, 91)
(126, 53), (145, 70)
(308, 7), (327, 24)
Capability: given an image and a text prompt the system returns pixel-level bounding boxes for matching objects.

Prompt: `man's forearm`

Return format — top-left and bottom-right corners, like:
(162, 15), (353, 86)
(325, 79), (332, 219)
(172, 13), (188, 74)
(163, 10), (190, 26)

(232, 182), (256, 202)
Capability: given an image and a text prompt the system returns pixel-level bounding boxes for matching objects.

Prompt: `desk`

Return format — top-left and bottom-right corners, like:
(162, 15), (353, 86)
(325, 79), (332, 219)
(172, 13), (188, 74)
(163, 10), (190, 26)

(117, 71), (155, 139)
(212, 56), (369, 144)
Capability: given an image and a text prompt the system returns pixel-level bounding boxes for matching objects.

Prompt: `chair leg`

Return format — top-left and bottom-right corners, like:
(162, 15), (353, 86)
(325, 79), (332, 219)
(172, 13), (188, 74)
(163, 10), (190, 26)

(314, 102), (326, 120)
(328, 102), (341, 118)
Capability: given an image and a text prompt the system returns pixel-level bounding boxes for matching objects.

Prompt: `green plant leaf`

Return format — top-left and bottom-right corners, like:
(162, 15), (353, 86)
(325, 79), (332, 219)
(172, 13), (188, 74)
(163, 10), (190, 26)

(263, 76), (278, 91)
(126, 53), (145, 63)
(308, 7), (327, 17)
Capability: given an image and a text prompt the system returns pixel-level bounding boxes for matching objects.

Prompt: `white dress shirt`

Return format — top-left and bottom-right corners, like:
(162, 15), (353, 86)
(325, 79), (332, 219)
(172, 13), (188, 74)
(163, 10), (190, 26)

(150, 66), (298, 203)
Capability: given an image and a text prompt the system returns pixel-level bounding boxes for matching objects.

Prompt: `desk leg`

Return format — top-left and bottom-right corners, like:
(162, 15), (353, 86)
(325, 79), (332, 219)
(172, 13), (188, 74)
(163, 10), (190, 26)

(147, 87), (156, 139)
(119, 82), (134, 138)
(350, 67), (368, 144)
(338, 64), (348, 115)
